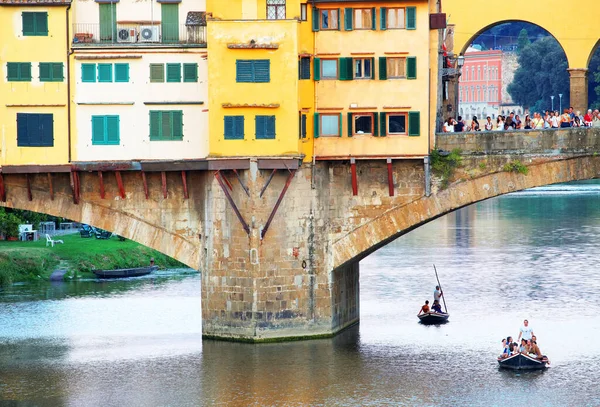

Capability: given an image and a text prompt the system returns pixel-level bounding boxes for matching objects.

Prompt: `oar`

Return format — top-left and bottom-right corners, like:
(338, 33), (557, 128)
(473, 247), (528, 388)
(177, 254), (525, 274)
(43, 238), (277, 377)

(433, 264), (448, 314)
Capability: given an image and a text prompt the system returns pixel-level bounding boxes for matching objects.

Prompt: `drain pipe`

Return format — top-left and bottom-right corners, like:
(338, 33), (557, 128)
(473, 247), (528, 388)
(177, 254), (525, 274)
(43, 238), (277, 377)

(66, 3), (73, 162)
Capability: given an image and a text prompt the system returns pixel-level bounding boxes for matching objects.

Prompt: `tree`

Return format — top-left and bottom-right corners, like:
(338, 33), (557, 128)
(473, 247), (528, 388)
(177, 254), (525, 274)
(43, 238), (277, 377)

(517, 29), (531, 54)
(507, 37), (570, 111)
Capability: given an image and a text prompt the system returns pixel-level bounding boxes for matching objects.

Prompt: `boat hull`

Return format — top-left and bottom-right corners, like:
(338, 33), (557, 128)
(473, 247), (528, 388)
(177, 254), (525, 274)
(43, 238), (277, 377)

(498, 353), (548, 370)
(417, 312), (449, 324)
(93, 266), (158, 279)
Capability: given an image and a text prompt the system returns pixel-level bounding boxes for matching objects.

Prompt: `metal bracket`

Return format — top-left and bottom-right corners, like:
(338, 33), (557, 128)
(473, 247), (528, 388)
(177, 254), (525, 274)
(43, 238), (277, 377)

(233, 169), (250, 197)
(215, 171), (250, 235)
(387, 158), (394, 197)
(261, 169), (296, 240)
(350, 158), (358, 196)
(260, 169), (277, 198)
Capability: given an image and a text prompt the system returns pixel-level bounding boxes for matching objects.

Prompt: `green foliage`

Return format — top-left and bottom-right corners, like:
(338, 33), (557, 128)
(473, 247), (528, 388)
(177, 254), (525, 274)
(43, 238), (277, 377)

(0, 210), (22, 238)
(431, 149), (463, 189)
(503, 161), (529, 175)
(516, 29), (531, 54)
(507, 37), (569, 110)
(479, 161), (487, 170)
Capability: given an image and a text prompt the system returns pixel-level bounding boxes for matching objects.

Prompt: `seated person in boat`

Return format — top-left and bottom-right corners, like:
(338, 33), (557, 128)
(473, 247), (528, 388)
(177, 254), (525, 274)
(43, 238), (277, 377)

(418, 300), (430, 315)
(509, 342), (519, 356)
(499, 338), (510, 359)
(519, 339), (529, 353)
(528, 336), (548, 362)
(431, 300), (443, 313)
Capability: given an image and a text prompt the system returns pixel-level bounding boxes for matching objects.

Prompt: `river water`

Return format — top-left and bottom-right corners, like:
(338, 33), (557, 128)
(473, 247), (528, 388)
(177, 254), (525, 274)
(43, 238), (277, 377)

(2, 182), (600, 406)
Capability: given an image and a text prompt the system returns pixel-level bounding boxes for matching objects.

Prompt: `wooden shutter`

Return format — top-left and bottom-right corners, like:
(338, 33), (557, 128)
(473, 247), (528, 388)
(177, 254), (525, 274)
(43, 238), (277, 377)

(52, 63), (63, 81)
(312, 7), (320, 31)
(314, 113), (320, 138)
(338, 113), (343, 137)
(370, 57), (375, 79)
(371, 8), (376, 30)
(379, 57), (387, 80)
(22, 13), (34, 35)
(380, 7), (387, 30)
(172, 111), (183, 140)
(114, 63), (129, 82)
(21, 63), (32, 81)
(97, 63), (112, 82)
(313, 58), (321, 81)
(106, 116), (120, 144)
(161, 3), (179, 42)
(339, 58), (353, 81)
(166, 63), (181, 82)
(82, 64), (96, 82)
(161, 111), (172, 139)
(301, 114), (307, 139)
(183, 63), (198, 82)
(407, 57), (417, 79)
(344, 8), (353, 31)
(253, 60), (270, 83)
(99, 4), (116, 41)
(92, 116), (105, 144)
(235, 116), (244, 139)
(7, 63), (19, 81)
(299, 57), (310, 80)
(336, 9), (341, 30)
(236, 60), (253, 82)
(26, 114), (41, 146)
(39, 63), (51, 81)
(373, 112), (379, 136)
(408, 111), (420, 136)
(266, 116), (275, 139)
(150, 64), (164, 82)
(255, 115), (266, 139)
(224, 116), (234, 139)
(39, 114), (53, 146)
(406, 7), (416, 30)
(17, 114), (29, 146)
(35, 12), (48, 35)
(379, 112), (387, 136)
(347, 113), (352, 137)
(149, 111), (161, 140)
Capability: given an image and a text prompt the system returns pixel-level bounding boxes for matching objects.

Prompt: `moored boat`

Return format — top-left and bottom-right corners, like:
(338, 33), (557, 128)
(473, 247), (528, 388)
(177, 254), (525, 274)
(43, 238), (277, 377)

(498, 353), (548, 370)
(93, 265), (158, 279)
(417, 311), (449, 324)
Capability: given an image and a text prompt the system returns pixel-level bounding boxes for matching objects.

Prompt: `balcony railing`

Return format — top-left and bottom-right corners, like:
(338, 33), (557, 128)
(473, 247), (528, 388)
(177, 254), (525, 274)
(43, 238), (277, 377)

(72, 24), (206, 46)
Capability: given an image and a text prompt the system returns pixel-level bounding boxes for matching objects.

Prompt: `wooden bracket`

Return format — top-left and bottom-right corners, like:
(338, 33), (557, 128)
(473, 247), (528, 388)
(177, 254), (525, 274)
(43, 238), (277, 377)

(161, 171), (168, 199)
(261, 169), (296, 240)
(387, 158), (394, 197)
(215, 171), (250, 235)
(115, 171), (126, 199)
(0, 174), (5, 202)
(98, 171), (106, 199)
(25, 174), (32, 201)
(70, 171), (80, 204)
(181, 171), (189, 199)
(47, 173), (54, 201)
(141, 171), (149, 199)
(350, 158), (358, 196)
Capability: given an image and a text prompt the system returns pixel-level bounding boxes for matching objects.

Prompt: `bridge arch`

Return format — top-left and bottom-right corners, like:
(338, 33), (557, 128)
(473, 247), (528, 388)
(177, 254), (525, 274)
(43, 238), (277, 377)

(332, 155), (600, 270)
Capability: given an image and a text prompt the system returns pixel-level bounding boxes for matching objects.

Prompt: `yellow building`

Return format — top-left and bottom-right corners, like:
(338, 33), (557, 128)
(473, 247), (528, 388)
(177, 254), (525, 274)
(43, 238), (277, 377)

(0, 0), (71, 166)
(207, 0), (314, 161)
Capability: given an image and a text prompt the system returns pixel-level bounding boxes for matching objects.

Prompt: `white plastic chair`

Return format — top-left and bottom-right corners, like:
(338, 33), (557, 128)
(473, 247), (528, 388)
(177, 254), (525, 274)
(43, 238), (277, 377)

(46, 234), (64, 247)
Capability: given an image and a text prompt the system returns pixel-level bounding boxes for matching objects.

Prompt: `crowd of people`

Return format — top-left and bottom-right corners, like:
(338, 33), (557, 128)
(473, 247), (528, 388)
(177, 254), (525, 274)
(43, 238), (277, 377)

(443, 107), (600, 132)
(499, 319), (549, 363)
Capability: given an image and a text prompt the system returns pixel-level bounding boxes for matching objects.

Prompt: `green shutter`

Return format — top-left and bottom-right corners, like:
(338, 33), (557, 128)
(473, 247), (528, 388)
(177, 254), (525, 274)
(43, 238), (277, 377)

(7, 63), (19, 81)
(161, 3), (179, 43)
(39, 114), (53, 146)
(339, 113), (343, 137)
(114, 63), (129, 82)
(149, 111), (160, 140)
(35, 13), (48, 35)
(161, 112), (172, 139)
(172, 111), (183, 140)
(82, 63), (96, 82)
(255, 115), (265, 139)
(344, 8), (353, 31)
(150, 64), (164, 82)
(379, 112), (387, 136)
(166, 63), (182, 82)
(92, 116), (105, 144)
(253, 60), (270, 83)
(267, 116), (275, 139)
(314, 113), (319, 138)
(17, 113), (29, 146)
(97, 63), (112, 82)
(22, 13), (34, 35)
(406, 7), (416, 30)
(408, 111), (420, 136)
(370, 57), (375, 79)
(379, 57), (387, 80)
(39, 63), (51, 81)
(236, 60), (254, 82)
(313, 58), (321, 81)
(407, 56), (417, 79)
(339, 58), (353, 81)
(336, 9), (341, 31)
(312, 7), (320, 31)
(106, 116), (120, 144)
(52, 63), (64, 81)
(380, 7), (387, 30)
(224, 116), (234, 139)
(347, 112), (352, 137)
(99, 3), (117, 42)
(183, 63), (198, 82)
(21, 63), (31, 81)
(371, 7), (376, 31)
(373, 112), (379, 136)
(235, 116), (244, 139)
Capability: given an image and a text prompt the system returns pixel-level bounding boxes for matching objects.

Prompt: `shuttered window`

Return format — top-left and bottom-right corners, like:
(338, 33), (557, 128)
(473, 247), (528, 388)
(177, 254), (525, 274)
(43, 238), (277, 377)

(81, 63), (96, 82)
(408, 111), (420, 136)
(299, 113), (307, 139)
(381, 8), (405, 29)
(255, 115), (276, 139)
(39, 63), (63, 82)
(150, 64), (165, 82)
(406, 7), (416, 30)
(224, 116), (244, 140)
(236, 60), (270, 83)
(114, 63), (129, 82)
(183, 63), (198, 82)
(166, 63), (182, 82)
(320, 9), (339, 30)
(7, 63), (32, 82)
(407, 56), (417, 79)
(97, 63), (112, 82)
(17, 113), (53, 147)
(299, 57), (311, 80)
(92, 115), (120, 145)
(22, 12), (48, 36)
(379, 57), (407, 80)
(149, 111), (183, 141)
(321, 59), (338, 80)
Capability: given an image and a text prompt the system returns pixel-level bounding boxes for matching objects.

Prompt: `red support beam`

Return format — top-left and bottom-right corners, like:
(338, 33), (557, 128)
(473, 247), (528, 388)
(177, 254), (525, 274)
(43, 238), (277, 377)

(47, 173), (54, 201)
(115, 171), (125, 199)
(141, 171), (149, 199)
(387, 158), (394, 197)
(260, 169), (277, 198)
(215, 171), (250, 235)
(181, 171), (189, 199)
(70, 171), (80, 204)
(25, 174), (32, 201)
(221, 172), (233, 191)
(261, 169), (296, 240)
(161, 171), (167, 199)
(98, 171), (106, 199)
(0, 174), (5, 202)
(350, 158), (358, 196)
(75, 172), (81, 203)
(233, 169), (250, 196)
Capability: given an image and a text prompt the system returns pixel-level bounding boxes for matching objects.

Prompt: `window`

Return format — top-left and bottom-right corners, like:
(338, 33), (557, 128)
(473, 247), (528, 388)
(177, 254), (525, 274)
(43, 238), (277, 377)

(406, 56), (417, 79)
(255, 115), (276, 139)
(224, 116), (244, 140)
(352, 113), (373, 135)
(114, 63), (129, 82)
(459, 87), (463, 103)
(477, 66), (480, 81)
(161, 3), (179, 43)
(183, 63), (198, 82)
(92, 115), (120, 145)
(299, 57), (311, 80)
(7, 63), (32, 82)
(387, 113), (407, 135)
(39, 63), (63, 82)
(482, 86), (487, 102)
(236, 60), (270, 83)
(299, 113), (307, 139)
(267, 0), (286, 20)
(300, 4), (307, 21)
(22, 12), (48, 36)
(150, 64), (165, 82)
(353, 9), (373, 29)
(405, 7), (416, 30)
(166, 63), (182, 82)
(320, 9), (339, 30)
(99, 3), (116, 42)
(98, 63), (112, 82)
(321, 59), (338, 79)
(17, 113), (53, 147)
(319, 114), (340, 137)
(386, 57), (406, 78)
(383, 8), (405, 29)
(149, 111), (183, 141)
(353, 58), (372, 79)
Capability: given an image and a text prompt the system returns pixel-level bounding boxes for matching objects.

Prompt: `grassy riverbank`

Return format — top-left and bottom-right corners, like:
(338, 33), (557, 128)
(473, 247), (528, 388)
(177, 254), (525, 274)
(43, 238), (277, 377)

(0, 233), (186, 285)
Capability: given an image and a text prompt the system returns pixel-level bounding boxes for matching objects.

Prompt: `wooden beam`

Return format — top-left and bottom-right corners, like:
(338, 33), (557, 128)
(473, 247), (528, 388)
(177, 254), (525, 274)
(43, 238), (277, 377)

(161, 171), (167, 199)
(350, 158), (358, 196)
(25, 174), (32, 201)
(257, 159), (300, 170)
(98, 171), (106, 199)
(47, 173), (54, 201)
(115, 171), (125, 199)
(140, 160), (208, 172)
(207, 159), (251, 171)
(141, 171), (149, 199)
(1, 164), (71, 174)
(70, 171), (80, 204)
(387, 158), (394, 197)
(0, 174), (6, 202)
(181, 171), (189, 199)
(72, 161), (141, 172)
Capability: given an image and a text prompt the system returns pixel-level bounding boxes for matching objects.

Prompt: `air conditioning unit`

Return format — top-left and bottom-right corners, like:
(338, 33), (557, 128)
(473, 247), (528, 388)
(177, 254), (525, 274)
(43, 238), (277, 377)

(117, 28), (137, 43)
(139, 26), (159, 43)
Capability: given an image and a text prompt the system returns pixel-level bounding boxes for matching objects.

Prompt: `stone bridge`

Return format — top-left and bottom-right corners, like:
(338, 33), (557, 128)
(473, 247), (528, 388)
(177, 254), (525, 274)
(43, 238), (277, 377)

(2, 128), (600, 341)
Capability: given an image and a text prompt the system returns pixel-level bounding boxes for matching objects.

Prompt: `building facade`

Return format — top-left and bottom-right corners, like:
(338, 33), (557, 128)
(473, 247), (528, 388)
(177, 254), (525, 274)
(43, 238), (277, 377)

(458, 49), (502, 120)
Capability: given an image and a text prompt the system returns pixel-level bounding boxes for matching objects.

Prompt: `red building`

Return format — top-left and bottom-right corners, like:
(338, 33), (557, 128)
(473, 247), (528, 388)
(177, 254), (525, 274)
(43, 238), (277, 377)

(458, 49), (502, 119)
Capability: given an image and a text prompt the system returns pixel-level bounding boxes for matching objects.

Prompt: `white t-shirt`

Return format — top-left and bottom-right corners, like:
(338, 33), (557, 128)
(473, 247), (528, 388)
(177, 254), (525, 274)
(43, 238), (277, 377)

(434, 289), (442, 302)
(520, 325), (533, 340)
(551, 116), (559, 128)
(443, 122), (454, 132)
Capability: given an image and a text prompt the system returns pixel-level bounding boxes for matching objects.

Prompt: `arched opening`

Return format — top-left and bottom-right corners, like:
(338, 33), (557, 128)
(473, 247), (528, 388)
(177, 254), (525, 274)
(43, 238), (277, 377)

(587, 40), (600, 111)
